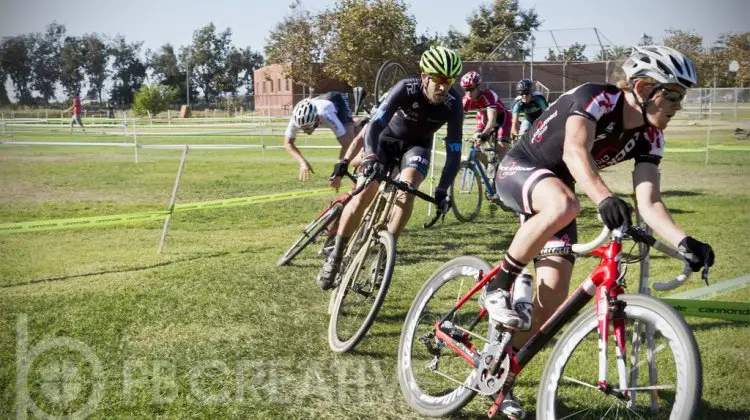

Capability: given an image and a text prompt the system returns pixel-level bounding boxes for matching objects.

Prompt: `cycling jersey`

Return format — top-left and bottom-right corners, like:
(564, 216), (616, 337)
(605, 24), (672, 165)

(284, 92), (353, 139)
(463, 89), (512, 140)
(366, 77), (464, 191)
(495, 83), (664, 260)
(512, 93), (549, 123)
(509, 82), (664, 184)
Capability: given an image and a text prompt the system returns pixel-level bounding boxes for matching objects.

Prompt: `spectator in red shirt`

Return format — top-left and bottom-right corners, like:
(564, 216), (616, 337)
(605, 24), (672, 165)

(65, 94), (86, 134)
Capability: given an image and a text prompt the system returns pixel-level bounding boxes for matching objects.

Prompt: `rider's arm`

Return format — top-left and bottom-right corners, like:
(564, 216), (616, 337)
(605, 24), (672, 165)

(283, 120), (313, 179)
(283, 120), (305, 163)
(343, 124), (366, 162)
(633, 161), (687, 247)
(482, 107), (497, 138)
(510, 101), (521, 136)
(562, 115), (613, 205)
(364, 80), (407, 155)
(438, 106), (464, 191)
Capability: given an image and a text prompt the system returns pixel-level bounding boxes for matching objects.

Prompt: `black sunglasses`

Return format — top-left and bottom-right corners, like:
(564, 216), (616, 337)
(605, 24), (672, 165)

(658, 86), (685, 103)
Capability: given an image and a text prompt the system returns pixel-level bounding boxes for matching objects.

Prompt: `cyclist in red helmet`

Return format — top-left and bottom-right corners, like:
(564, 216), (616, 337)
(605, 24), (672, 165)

(460, 70), (512, 177)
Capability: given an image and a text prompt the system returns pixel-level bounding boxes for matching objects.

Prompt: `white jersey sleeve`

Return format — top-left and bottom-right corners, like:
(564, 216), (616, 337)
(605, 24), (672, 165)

(284, 117), (299, 140)
(317, 100), (346, 138)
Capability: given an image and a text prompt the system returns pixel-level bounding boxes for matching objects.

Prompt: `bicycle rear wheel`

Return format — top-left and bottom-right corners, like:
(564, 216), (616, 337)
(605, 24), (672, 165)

(449, 162), (482, 222)
(537, 294), (702, 420)
(374, 60), (407, 105)
(276, 203), (342, 266)
(328, 229), (396, 352)
(398, 256), (492, 417)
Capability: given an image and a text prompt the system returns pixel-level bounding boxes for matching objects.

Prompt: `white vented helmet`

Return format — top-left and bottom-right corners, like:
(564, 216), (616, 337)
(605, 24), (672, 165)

(622, 45), (698, 89)
(292, 99), (318, 128)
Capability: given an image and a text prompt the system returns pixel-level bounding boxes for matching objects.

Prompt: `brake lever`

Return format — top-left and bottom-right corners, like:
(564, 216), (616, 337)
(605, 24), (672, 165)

(701, 265), (710, 286)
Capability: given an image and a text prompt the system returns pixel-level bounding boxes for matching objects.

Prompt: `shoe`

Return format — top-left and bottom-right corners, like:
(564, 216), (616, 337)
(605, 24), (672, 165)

(317, 255), (341, 290)
(480, 288), (523, 329)
(498, 389), (526, 419)
(318, 235), (336, 256)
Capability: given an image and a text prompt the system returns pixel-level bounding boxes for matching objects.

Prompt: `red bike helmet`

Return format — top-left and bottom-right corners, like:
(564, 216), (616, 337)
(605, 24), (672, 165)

(460, 71), (481, 89)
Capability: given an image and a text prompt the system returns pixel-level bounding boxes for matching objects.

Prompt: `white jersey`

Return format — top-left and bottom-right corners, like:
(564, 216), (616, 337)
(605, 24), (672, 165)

(284, 98), (346, 140)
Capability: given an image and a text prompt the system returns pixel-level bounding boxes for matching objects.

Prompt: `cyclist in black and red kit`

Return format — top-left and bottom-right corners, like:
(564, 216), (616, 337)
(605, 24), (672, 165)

(317, 46), (464, 290)
(480, 46), (716, 418)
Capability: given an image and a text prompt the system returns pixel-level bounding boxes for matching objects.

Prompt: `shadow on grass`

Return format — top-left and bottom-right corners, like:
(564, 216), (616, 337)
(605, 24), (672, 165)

(2, 251), (230, 288)
(697, 401), (750, 419)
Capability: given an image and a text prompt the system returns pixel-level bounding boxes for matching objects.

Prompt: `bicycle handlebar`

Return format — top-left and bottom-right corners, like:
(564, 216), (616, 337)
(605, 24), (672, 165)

(571, 224), (700, 291)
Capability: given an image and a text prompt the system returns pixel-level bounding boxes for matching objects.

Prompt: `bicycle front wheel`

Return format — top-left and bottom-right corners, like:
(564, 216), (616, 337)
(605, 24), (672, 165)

(374, 60), (407, 104)
(450, 162), (482, 222)
(276, 203), (342, 266)
(398, 256), (492, 417)
(537, 294), (702, 420)
(328, 229), (396, 352)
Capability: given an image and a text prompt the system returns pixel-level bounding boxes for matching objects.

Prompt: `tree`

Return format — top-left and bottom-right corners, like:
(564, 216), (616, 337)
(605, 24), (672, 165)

(0, 40), (10, 105)
(593, 45), (628, 61)
(720, 32), (750, 86)
(460, 0), (541, 61)
(59, 36), (86, 97)
(32, 22), (65, 103)
(546, 42), (588, 62)
(149, 43), (182, 89)
(82, 33), (110, 103)
(321, 0), (421, 89)
(439, 27), (468, 52)
(215, 46), (264, 96)
(109, 36), (147, 105)
(638, 33), (654, 46)
(264, 0), (326, 89)
(132, 84), (178, 118)
(186, 23), (233, 102)
(2, 35), (35, 104)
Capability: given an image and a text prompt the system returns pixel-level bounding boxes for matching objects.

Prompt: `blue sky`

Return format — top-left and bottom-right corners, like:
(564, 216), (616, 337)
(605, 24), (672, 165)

(1, 0), (748, 99)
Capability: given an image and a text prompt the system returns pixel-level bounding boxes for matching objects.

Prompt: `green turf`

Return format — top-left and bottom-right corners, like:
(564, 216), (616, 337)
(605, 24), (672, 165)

(1, 123), (749, 419)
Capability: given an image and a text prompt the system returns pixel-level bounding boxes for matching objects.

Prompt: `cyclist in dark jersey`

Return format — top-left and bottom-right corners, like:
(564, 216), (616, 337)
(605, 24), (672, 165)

(482, 46), (715, 418)
(511, 78), (549, 139)
(317, 46), (464, 290)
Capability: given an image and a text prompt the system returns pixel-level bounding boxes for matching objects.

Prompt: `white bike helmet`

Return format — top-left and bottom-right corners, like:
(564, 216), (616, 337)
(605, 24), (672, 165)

(292, 99), (318, 129)
(622, 45), (698, 89)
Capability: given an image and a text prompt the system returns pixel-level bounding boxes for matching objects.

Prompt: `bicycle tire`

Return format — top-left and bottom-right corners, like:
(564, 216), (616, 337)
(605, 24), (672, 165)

(276, 203), (342, 266)
(536, 294), (702, 420)
(398, 256), (493, 417)
(449, 162), (482, 222)
(328, 229), (396, 352)
(374, 60), (407, 106)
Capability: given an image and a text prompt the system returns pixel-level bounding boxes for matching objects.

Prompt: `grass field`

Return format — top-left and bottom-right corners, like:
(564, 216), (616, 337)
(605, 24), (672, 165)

(1, 123), (749, 419)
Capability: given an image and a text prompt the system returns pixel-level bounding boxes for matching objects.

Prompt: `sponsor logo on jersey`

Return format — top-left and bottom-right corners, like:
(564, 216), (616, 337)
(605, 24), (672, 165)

(605, 122), (615, 133)
(405, 81), (419, 96)
(412, 102), (419, 109)
(399, 109), (419, 121)
(409, 155), (429, 166)
(594, 135), (638, 168)
(497, 160), (534, 179)
(531, 110), (558, 144)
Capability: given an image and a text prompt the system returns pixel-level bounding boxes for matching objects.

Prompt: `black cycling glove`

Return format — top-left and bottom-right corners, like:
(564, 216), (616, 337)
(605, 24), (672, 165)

(329, 159), (349, 180)
(678, 236), (715, 272)
(360, 153), (383, 178)
(597, 196), (632, 230)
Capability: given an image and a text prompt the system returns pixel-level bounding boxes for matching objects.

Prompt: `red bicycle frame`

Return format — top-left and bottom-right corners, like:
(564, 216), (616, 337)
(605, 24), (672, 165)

(433, 237), (631, 416)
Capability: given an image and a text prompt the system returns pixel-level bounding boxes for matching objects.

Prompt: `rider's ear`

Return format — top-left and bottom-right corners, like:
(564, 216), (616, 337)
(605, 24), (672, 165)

(633, 80), (654, 101)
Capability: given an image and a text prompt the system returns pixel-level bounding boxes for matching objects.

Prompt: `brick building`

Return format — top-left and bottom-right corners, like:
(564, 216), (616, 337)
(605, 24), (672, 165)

(253, 64), (351, 116)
